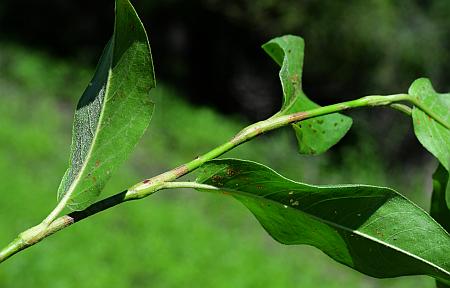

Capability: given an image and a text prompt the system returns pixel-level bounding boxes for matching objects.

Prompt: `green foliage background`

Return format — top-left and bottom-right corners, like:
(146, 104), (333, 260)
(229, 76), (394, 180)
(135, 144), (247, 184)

(0, 43), (438, 287)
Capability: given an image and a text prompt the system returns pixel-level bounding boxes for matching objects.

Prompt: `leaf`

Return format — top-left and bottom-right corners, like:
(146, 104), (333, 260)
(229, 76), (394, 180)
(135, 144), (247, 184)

(430, 163), (450, 232)
(196, 159), (450, 284)
(58, 0), (155, 210)
(430, 164), (450, 288)
(409, 78), (450, 171)
(262, 35), (352, 155)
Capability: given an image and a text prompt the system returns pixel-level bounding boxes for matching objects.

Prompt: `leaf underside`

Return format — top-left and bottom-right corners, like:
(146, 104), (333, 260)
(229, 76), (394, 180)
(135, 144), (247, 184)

(196, 159), (450, 284)
(58, 0), (156, 210)
(262, 35), (352, 155)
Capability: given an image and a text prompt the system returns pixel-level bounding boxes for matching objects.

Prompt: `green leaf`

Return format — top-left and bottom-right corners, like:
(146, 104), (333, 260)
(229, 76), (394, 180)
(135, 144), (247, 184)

(58, 0), (155, 210)
(409, 78), (450, 171)
(430, 164), (450, 288)
(430, 163), (450, 232)
(262, 35), (352, 155)
(196, 159), (450, 284)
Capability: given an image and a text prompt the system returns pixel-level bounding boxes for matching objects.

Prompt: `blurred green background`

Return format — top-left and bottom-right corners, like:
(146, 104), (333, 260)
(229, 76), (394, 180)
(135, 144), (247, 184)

(0, 0), (446, 287)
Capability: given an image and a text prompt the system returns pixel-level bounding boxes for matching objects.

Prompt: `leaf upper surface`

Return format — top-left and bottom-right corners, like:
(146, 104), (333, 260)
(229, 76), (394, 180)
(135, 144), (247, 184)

(196, 159), (450, 283)
(262, 35), (352, 154)
(57, 0), (155, 210)
(409, 78), (450, 171)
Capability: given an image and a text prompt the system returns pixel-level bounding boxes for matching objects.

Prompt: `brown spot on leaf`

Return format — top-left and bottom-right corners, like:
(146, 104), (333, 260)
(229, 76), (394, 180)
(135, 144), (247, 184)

(143, 179), (151, 184)
(212, 175), (223, 183)
(256, 184), (263, 190)
(290, 74), (299, 84)
(95, 160), (100, 167)
(226, 168), (236, 177)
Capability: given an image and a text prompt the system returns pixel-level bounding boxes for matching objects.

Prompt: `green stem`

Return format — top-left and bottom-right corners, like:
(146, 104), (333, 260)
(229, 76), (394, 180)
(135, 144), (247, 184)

(389, 103), (412, 116)
(0, 92), (447, 264)
(0, 182), (217, 263)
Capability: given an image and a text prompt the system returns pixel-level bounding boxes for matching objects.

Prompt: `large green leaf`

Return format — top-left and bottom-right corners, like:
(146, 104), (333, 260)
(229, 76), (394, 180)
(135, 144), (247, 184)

(196, 159), (450, 284)
(409, 78), (450, 171)
(262, 35), (352, 155)
(58, 0), (155, 210)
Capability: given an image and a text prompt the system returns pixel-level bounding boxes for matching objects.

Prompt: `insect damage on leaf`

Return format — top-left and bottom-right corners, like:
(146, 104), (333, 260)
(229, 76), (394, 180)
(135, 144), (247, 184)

(262, 35), (352, 155)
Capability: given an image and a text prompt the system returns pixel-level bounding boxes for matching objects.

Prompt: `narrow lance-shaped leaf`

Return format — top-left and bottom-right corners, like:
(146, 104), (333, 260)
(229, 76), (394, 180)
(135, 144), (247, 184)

(262, 35), (352, 154)
(409, 78), (450, 171)
(196, 159), (450, 284)
(58, 0), (156, 210)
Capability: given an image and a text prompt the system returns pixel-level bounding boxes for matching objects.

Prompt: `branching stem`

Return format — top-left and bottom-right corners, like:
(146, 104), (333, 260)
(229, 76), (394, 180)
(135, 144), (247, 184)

(0, 92), (448, 264)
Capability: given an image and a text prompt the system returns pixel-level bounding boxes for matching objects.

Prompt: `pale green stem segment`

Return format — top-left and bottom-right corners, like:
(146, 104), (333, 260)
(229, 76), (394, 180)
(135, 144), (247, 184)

(1, 93), (448, 264)
(389, 104), (412, 116)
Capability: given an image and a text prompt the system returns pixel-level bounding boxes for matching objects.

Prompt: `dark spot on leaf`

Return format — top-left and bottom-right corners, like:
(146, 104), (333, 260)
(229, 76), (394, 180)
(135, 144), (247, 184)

(317, 119), (324, 125)
(143, 179), (151, 184)
(212, 175), (223, 183)
(308, 124), (312, 128)
(312, 129), (317, 133)
(95, 160), (100, 167)
(226, 168), (236, 177)
(256, 184), (263, 190)
(334, 122), (338, 127)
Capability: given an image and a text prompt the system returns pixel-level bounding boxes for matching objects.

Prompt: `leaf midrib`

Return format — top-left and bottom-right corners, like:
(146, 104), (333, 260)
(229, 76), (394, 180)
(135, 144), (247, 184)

(61, 50), (114, 206)
(214, 185), (450, 279)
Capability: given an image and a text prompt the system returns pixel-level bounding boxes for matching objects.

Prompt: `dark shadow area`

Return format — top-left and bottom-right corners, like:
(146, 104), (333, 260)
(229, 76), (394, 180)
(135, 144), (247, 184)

(1, 0), (448, 167)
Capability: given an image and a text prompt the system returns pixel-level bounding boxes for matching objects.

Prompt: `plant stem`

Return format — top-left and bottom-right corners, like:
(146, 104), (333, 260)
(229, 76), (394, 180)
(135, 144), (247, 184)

(0, 93), (448, 264)
(389, 104), (412, 116)
(0, 182), (217, 263)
